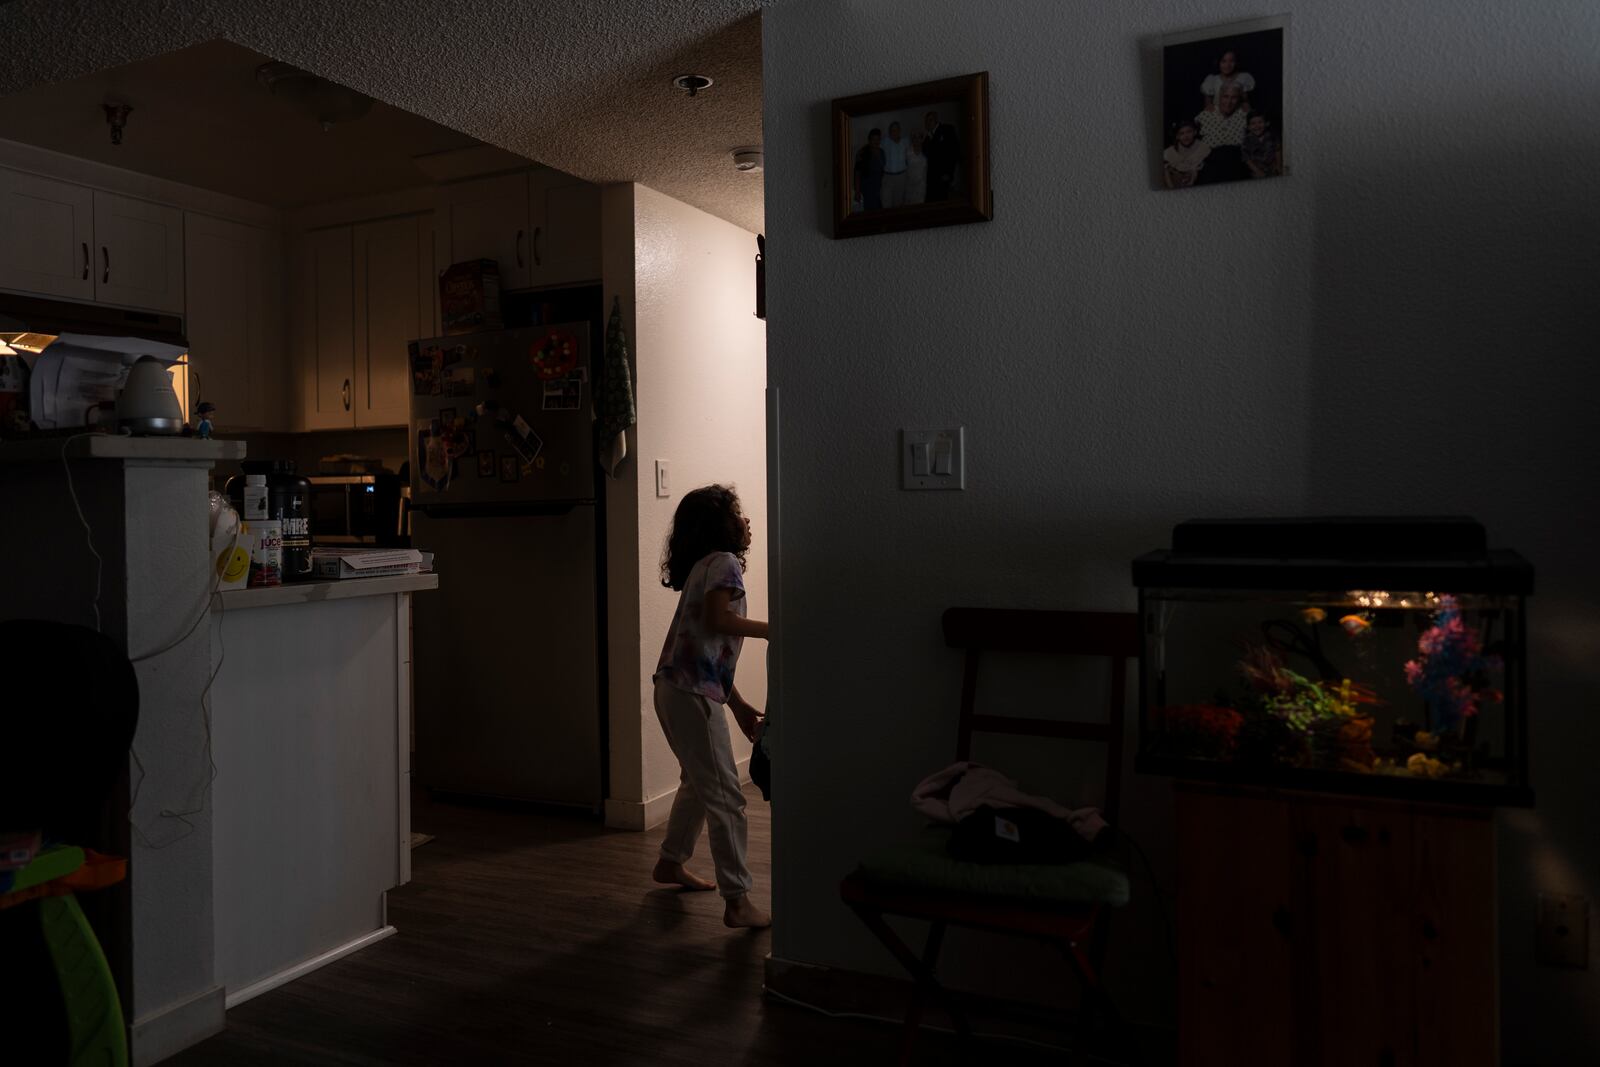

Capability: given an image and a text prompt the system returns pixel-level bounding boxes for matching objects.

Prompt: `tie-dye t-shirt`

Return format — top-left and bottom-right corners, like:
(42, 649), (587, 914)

(653, 551), (746, 703)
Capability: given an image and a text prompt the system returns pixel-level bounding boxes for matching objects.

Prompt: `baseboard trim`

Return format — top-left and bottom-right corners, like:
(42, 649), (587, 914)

(224, 926), (397, 1010)
(605, 756), (751, 831)
(762, 953), (1135, 1053)
(129, 984), (225, 1067)
(765, 954), (928, 1022)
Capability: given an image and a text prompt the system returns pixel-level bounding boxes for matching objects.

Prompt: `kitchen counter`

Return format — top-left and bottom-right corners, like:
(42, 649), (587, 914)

(216, 573), (437, 610)
(209, 566), (432, 1009)
(0, 434), (245, 463)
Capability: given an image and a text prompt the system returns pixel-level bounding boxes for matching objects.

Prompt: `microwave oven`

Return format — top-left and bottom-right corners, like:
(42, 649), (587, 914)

(306, 473), (406, 546)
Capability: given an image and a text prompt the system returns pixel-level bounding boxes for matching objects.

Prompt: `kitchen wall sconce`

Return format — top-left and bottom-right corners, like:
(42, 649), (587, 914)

(104, 102), (132, 145)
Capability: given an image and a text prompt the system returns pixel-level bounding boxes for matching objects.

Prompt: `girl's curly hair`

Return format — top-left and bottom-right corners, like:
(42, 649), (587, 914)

(660, 484), (747, 591)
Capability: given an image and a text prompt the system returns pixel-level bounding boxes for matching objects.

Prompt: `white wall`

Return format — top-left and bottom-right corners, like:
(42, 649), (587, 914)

(604, 183), (769, 828)
(763, 0), (1600, 1052)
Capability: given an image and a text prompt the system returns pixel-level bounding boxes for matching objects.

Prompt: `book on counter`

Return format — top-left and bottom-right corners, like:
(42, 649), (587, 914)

(310, 547), (433, 580)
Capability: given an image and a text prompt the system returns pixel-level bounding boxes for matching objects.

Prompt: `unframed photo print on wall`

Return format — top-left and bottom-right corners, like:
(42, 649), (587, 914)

(1160, 15), (1289, 190)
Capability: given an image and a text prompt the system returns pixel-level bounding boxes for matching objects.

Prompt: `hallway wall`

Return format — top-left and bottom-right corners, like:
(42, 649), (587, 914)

(604, 183), (769, 829)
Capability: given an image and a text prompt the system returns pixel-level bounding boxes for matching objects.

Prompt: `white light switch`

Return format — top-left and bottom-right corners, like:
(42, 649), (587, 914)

(655, 459), (670, 498)
(901, 427), (964, 490)
(911, 442), (931, 476)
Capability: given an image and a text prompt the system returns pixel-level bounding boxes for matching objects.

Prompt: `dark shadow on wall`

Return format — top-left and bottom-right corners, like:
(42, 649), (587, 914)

(1306, 138), (1600, 1058)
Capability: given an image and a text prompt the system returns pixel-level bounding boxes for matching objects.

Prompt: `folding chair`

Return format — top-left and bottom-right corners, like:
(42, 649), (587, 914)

(839, 607), (1140, 1064)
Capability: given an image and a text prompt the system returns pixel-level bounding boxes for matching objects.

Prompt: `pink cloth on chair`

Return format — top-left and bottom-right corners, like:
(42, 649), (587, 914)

(911, 762), (1108, 842)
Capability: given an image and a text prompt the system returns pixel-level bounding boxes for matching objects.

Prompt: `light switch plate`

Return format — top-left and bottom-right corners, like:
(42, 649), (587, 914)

(655, 459), (670, 498)
(1538, 893), (1590, 968)
(901, 427), (964, 490)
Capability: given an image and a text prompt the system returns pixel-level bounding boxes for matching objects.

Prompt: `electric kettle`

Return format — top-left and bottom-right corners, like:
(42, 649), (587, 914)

(116, 356), (183, 435)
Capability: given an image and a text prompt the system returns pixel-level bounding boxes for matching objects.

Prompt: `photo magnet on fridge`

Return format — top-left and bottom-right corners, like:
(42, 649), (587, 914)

(477, 450), (495, 478)
(542, 378), (582, 411)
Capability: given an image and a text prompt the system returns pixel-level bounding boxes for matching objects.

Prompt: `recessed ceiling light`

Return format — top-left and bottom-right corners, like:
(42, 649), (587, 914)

(731, 147), (763, 172)
(672, 74), (713, 97)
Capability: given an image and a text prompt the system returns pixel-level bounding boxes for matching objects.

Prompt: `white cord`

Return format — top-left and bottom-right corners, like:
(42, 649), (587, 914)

(762, 986), (1124, 1062)
(131, 526), (236, 663)
(61, 432), (105, 632)
(129, 590), (225, 850)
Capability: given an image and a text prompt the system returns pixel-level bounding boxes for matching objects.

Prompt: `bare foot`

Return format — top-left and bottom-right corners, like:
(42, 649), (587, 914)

(723, 894), (772, 929)
(653, 858), (716, 891)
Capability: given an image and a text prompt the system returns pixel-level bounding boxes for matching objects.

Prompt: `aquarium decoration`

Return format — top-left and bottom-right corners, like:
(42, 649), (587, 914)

(1404, 594), (1502, 734)
(1133, 517), (1533, 805)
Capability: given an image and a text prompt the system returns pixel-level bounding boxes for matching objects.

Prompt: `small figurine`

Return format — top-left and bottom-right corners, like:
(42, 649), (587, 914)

(195, 402), (216, 439)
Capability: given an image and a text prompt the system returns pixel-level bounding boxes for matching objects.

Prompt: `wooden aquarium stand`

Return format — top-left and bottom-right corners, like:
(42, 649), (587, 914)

(1174, 781), (1496, 1067)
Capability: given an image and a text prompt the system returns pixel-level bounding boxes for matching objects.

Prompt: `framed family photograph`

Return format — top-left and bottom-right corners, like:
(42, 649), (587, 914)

(1160, 15), (1288, 190)
(832, 71), (992, 239)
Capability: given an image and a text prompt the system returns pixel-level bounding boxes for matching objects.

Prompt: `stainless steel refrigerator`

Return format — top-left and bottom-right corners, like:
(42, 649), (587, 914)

(408, 319), (604, 809)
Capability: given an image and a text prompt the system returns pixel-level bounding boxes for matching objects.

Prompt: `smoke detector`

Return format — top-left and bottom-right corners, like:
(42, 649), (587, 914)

(672, 74), (713, 97)
(731, 147), (763, 173)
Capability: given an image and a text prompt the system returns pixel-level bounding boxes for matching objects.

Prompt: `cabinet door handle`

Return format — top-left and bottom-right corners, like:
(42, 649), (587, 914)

(342, 378), (351, 411)
(533, 226), (542, 266)
(101, 246), (109, 284)
(81, 242), (89, 280)
(515, 228), (525, 268)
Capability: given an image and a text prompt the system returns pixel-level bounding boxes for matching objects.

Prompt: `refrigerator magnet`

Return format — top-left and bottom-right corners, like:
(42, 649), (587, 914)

(499, 455), (520, 483)
(412, 343), (443, 396)
(442, 424), (474, 460)
(542, 378), (582, 411)
(531, 329), (579, 380)
(442, 366), (476, 397)
(476, 450), (495, 478)
(418, 426), (454, 492)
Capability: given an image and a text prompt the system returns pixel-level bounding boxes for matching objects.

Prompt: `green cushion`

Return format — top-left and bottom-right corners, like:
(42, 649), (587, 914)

(856, 826), (1130, 907)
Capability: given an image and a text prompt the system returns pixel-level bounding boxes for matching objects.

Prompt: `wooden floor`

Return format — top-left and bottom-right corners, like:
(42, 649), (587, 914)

(169, 784), (1070, 1066)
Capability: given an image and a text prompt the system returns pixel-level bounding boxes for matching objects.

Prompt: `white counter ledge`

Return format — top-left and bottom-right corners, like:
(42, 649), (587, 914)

(0, 434), (245, 464)
(216, 573), (438, 610)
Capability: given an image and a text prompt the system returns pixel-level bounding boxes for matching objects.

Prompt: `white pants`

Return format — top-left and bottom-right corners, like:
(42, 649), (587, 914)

(654, 680), (751, 898)
(881, 171), (908, 208)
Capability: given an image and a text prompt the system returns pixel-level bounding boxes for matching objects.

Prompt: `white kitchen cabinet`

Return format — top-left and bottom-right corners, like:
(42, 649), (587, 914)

(297, 227), (357, 430)
(295, 213), (433, 431)
(441, 173), (530, 290)
(184, 214), (286, 431)
(439, 169), (600, 292)
(0, 169), (95, 301)
(528, 173), (601, 287)
(92, 191), (185, 313)
(0, 172), (184, 313)
(352, 214), (432, 428)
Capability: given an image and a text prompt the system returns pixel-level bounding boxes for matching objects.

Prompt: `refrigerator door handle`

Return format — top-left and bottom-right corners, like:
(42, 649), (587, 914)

(532, 226), (542, 267)
(515, 228), (525, 269)
(342, 378), (351, 411)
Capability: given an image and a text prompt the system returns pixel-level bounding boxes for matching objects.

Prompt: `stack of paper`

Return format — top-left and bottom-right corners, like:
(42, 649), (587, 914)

(311, 548), (427, 580)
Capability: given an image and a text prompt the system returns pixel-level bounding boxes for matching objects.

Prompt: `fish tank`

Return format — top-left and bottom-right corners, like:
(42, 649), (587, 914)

(1132, 518), (1532, 805)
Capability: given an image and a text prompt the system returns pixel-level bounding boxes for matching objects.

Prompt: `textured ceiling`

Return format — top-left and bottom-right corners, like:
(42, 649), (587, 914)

(0, 40), (516, 208)
(0, 0), (766, 232)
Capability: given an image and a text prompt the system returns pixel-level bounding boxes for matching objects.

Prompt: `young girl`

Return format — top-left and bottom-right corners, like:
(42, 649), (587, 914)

(1200, 49), (1254, 112)
(1162, 119), (1211, 189)
(651, 484), (771, 929)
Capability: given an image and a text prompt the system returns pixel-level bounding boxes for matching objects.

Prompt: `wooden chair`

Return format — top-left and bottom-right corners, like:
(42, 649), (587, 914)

(839, 607), (1140, 1064)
